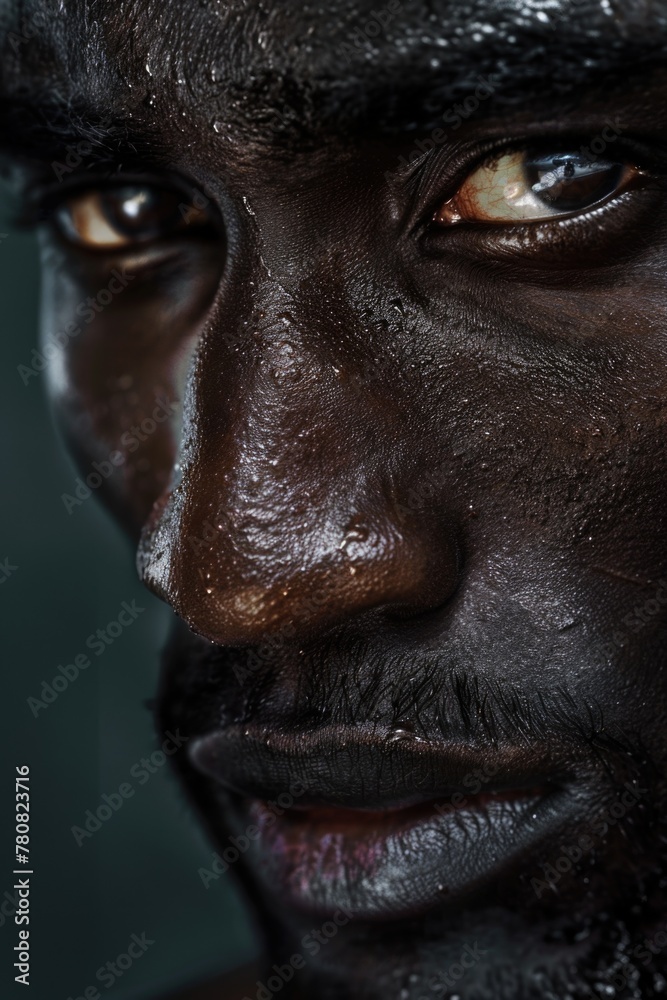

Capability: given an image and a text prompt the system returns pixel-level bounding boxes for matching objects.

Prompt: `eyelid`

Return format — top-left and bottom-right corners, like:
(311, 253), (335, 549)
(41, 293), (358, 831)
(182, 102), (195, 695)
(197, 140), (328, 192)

(58, 191), (134, 248)
(407, 131), (666, 236)
(15, 171), (216, 232)
(436, 155), (640, 227)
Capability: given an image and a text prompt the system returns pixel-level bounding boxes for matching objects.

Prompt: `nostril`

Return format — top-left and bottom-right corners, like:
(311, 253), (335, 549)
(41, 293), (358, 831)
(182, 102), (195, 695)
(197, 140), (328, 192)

(380, 531), (462, 623)
(138, 464), (461, 644)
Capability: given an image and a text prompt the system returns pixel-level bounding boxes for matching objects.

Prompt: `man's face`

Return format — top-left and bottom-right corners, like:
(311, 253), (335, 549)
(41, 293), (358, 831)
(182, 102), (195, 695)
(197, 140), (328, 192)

(4, 0), (667, 995)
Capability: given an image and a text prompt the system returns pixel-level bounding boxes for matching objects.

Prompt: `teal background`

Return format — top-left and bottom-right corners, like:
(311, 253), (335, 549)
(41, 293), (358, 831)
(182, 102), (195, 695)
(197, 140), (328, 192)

(0, 186), (256, 1000)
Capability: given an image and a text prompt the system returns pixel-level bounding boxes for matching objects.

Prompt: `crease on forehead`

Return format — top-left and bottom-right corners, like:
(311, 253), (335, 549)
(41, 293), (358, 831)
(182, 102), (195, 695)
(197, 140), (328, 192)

(2, 0), (667, 145)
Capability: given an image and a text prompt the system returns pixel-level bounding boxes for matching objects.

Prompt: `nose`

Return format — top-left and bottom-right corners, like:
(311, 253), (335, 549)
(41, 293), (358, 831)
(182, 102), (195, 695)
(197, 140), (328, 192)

(138, 274), (460, 646)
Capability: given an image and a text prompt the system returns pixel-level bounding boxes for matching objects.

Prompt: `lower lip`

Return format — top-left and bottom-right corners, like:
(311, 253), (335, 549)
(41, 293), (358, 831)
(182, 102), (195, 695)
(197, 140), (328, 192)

(228, 786), (571, 920)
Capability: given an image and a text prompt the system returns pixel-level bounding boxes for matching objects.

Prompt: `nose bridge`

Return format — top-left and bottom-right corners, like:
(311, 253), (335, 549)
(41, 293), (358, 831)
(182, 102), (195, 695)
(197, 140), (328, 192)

(193, 269), (354, 508)
(189, 279), (354, 568)
(139, 246), (460, 646)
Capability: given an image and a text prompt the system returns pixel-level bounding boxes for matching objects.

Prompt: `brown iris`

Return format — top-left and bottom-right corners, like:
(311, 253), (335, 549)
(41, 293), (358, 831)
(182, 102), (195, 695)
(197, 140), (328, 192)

(435, 150), (634, 226)
(57, 184), (210, 249)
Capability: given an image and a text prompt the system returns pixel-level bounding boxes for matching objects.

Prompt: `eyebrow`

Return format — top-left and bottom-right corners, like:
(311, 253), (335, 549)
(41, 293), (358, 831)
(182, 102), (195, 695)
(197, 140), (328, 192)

(285, 14), (667, 138)
(1, 0), (666, 159)
(0, 97), (167, 169)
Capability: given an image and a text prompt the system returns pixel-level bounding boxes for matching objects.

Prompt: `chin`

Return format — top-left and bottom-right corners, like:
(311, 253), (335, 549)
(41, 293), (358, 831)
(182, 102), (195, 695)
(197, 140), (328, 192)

(155, 621), (667, 1000)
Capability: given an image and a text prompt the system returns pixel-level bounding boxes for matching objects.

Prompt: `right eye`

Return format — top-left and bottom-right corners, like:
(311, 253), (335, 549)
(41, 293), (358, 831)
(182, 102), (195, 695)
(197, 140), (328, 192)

(433, 149), (636, 227)
(55, 184), (212, 249)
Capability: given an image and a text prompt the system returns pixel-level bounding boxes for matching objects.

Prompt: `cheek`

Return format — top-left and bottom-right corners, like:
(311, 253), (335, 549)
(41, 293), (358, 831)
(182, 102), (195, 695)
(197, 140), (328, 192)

(39, 238), (222, 531)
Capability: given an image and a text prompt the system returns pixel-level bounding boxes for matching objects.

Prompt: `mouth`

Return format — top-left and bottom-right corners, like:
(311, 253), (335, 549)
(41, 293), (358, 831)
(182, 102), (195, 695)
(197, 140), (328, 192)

(189, 723), (579, 920)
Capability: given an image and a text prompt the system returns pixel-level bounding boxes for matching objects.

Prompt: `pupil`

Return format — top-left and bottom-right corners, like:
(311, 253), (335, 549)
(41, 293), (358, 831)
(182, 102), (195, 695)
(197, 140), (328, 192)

(524, 153), (623, 212)
(99, 186), (179, 237)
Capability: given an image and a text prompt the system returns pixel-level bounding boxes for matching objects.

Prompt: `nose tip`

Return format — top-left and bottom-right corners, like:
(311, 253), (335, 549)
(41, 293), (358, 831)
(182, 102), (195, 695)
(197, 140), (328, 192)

(139, 493), (460, 647)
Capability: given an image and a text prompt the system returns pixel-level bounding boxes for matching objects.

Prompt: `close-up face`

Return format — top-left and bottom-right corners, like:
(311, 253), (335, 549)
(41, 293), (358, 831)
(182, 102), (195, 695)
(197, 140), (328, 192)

(4, 0), (667, 997)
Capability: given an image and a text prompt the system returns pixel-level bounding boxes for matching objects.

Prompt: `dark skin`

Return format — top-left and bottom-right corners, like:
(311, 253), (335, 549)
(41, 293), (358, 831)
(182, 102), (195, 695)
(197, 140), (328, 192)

(4, 0), (667, 996)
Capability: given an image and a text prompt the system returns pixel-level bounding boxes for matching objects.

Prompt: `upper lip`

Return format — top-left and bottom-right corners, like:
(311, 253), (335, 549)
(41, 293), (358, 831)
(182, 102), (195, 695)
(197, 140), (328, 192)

(188, 722), (567, 809)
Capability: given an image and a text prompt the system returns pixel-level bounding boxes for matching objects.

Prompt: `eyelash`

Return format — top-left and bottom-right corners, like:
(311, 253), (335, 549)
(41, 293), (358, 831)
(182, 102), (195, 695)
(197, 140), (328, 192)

(11, 166), (180, 230)
(12, 132), (667, 247)
(413, 134), (667, 234)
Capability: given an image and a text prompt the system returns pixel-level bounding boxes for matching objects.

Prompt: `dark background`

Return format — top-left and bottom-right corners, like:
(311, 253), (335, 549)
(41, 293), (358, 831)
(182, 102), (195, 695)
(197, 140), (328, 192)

(0, 185), (256, 999)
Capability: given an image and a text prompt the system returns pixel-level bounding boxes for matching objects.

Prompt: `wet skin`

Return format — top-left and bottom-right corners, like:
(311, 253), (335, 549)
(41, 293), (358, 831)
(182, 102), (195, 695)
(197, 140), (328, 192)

(4, 0), (667, 996)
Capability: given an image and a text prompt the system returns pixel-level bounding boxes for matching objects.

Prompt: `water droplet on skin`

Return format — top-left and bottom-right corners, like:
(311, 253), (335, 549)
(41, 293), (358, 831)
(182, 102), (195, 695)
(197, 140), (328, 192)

(386, 729), (408, 742)
(213, 120), (225, 133)
(385, 727), (415, 743)
(339, 517), (370, 554)
(275, 340), (295, 357)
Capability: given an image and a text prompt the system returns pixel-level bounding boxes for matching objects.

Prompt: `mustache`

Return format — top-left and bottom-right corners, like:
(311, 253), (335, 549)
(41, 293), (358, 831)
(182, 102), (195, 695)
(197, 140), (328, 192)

(158, 624), (652, 778)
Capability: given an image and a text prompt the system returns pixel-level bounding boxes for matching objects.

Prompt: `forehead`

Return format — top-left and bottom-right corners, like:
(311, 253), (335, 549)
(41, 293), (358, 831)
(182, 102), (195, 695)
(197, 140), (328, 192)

(2, 0), (667, 144)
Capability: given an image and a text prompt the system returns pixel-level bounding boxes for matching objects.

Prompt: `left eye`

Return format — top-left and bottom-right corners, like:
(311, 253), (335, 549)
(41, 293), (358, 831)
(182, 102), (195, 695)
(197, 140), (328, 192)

(55, 184), (210, 249)
(434, 150), (636, 226)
